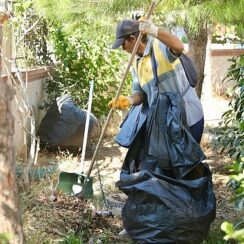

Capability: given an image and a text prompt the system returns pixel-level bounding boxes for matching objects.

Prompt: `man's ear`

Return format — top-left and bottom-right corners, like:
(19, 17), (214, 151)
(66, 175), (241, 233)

(130, 35), (137, 42)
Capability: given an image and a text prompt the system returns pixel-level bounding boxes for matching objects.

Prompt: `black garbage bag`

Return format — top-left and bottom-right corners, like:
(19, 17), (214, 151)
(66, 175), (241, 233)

(119, 92), (206, 179)
(38, 94), (99, 150)
(165, 92), (206, 179)
(116, 164), (216, 244)
(115, 104), (148, 148)
(115, 91), (216, 243)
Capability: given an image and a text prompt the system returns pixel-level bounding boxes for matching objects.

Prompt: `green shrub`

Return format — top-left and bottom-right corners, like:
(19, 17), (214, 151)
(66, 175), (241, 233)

(0, 233), (12, 244)
(216, 55), (244, 160)
(13, 0), (52, 68)
(216, 55), (244, 243)
(44, 27), (131, 118)
(221, 220), (244, 243)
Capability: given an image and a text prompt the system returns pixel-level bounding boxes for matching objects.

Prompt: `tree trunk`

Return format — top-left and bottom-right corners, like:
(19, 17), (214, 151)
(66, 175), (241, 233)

(185, 22), (208, 99)
(0, 82), (24, 244)
(0, 12), (24, 244)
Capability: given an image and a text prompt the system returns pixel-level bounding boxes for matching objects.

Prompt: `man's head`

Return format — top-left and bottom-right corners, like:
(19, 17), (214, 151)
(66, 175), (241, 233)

(112, 19), (148, 55)
(112, 19), (139, 49)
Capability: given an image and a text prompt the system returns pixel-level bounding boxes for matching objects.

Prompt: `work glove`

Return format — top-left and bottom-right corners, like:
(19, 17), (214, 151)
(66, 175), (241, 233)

(108, 95), (132, 110)
(138, 16), (159, 38)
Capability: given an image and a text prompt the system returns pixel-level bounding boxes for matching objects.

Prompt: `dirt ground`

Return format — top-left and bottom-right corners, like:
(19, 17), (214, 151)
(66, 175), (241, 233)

(18, 95), (243, 243)
(18, 137), (241, 243)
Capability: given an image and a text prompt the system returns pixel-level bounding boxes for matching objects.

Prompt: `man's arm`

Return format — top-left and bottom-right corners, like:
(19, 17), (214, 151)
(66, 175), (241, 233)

(139, 18), (184, 55)
(128, 92), (145, 106)
(156, 29), (184, 55)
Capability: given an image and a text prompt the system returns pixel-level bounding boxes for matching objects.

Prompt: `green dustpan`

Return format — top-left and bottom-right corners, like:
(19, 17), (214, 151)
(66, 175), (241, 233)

(56, 171), (93, 198)
(56, 81), (94, 198)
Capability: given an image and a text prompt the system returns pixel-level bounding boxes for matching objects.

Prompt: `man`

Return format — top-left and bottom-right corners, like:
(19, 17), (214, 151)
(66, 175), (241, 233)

(109, 18), (215, 242)
(109, 18), (204, 143)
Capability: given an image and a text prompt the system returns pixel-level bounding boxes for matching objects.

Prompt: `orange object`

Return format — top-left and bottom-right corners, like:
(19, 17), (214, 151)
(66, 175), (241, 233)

(108, 95), (131, 110)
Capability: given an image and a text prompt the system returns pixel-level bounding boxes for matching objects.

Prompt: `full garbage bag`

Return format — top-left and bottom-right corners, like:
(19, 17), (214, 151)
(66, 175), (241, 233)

(115, 92), (216, 243)
(38, 94), (99, 149)
(117, 164), (216, 243)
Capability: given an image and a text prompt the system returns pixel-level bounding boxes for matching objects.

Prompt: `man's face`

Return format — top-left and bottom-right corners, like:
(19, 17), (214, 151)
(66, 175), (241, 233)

(122, 35), (136, 54)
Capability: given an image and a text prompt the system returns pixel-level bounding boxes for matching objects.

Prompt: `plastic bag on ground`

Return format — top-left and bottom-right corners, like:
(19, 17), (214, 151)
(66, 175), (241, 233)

(116, 164), (216, 243)
(38, 94), (99, 150)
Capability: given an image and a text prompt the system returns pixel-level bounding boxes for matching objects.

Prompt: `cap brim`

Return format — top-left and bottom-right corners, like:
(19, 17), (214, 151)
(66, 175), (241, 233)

(111, 37), (125, 49)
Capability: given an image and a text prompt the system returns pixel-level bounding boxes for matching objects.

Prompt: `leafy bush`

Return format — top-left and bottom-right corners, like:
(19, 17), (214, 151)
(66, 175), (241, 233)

(44, 27), (131, 118)
(13, 1), (132, 119)
(12, 0), (52, 68)
(0, 233), (11, 244)
(216, 55), (244, 160)
(221, 219), (244, 243)
(230, 163), (244, 209)
(216, 55), (244, 243)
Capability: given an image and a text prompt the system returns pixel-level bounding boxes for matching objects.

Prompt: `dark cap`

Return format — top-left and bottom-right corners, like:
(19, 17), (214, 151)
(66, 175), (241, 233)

(112, 19), (139, 49)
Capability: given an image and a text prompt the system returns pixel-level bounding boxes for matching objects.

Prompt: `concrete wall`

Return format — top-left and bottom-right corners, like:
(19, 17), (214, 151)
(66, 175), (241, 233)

(210, 49), (244, 95)
(2, 67), (50, 157)
(13, 80), (45, 157)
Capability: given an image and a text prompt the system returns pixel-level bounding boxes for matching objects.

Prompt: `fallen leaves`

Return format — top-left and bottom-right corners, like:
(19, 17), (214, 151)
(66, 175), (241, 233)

(20, 179), (123, 243)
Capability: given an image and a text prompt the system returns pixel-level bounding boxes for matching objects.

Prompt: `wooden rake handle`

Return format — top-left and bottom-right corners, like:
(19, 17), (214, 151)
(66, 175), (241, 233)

(84, 1), (156, 184)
